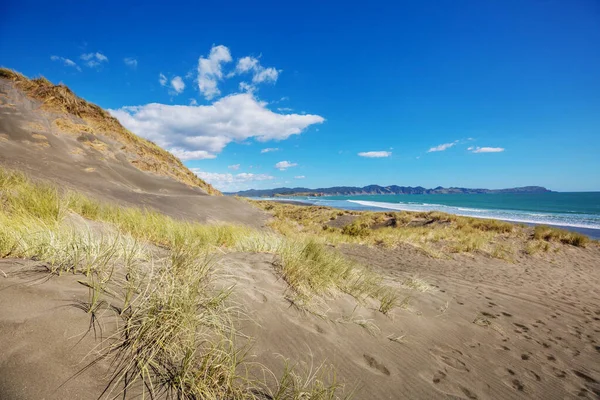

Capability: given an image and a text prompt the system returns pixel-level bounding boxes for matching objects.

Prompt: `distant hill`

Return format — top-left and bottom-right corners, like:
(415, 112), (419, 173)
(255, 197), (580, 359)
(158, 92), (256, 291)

(227, 185), (551, 197)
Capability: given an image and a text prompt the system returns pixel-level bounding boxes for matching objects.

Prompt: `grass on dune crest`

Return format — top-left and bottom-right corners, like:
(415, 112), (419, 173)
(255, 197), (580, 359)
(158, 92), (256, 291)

(0, 167), (387, 303)
(252, 200), (592, 258)
(0, 67), (220, 195)
(0, 167), (358, 398)
(533, 225), (589, 247)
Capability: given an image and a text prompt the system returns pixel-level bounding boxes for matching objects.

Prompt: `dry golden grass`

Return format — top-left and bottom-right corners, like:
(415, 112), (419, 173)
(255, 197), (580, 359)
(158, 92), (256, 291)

(533, 225), (589, 247)
(252, 200), (593, 258)
(0, 167), (353, 398)
(53, 117), (95, 134)
(0, 67), (221, 196)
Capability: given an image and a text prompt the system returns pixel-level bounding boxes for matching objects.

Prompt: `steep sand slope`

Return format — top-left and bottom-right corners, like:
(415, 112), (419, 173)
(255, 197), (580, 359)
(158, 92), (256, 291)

(0, 76), (266, 227)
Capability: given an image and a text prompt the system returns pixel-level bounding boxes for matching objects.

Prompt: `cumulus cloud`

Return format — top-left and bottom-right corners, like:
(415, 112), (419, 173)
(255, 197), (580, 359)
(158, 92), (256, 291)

(428, 141), (457, 152)
(80, 52), (108, 68)
(197, 45), (232, 100)
(468, 146), (505, 153)
(261, 147), (279, 153)
(170, 76), (185, 94)
(275, 161), (297, 171)
(358, 151), (392, 158)
(191, 170), (274, 190)
(294, 175), (305, 179)
(110, 93), (324, 160)
(50, 55), (81, 71)
(124, 57), (137, 68)
(228, 164), (240, 170)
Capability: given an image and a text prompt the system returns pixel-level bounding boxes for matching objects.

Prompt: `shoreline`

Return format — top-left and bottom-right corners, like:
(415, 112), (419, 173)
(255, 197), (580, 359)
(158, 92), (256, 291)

(256, 198), (600, 240)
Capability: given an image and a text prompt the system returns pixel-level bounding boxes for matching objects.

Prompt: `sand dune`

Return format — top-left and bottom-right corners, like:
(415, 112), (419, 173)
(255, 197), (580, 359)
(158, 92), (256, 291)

(0, 76), (265, 227)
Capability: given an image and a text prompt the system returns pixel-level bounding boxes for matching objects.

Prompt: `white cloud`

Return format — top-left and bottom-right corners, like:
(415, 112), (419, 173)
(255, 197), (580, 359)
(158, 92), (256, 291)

(191, 169), (274, 190)
(275, 161), (297, 170)
(468, 146), (505, 153)
(236, 56), (259, 73)
(50, 55), (81, 71)
(358, 151), (392, 158)
(234, 56), (280, 85)
(170, 148), (216, 161)
(189, 98), (198, 106)
(197, 44), (232, 100)
(239, 82), (256, 93)
(261, 147), (279, 153)
(277, 107), (293, 112)
(253, 67), (279, 83)
(110, 93), (324, 160)
(170, 76), (185, 94)
(124, 57), (138, 68)
(228, 164), (240, 170)
(80, 52), (108, 68)
(428, 141), (457, 152)
(159, 73), (168, 86)
(294, 175), (305, 179)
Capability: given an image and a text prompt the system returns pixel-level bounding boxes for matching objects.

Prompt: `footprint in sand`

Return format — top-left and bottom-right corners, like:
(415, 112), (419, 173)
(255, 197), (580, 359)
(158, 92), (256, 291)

(363, 354), (390, 376)
(430, 348), (469, 372)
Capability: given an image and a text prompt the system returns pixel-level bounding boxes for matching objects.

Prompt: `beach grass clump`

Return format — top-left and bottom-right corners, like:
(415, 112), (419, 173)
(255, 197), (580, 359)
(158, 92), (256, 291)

(102, 244), (250, 399)
(533, 225), (589, 247)
(275, 238), (383, 301)
(268, 357), (352, 400)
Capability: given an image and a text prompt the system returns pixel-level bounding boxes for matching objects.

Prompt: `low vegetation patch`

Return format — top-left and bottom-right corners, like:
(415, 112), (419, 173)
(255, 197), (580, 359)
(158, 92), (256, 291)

(252, 201), (521, 257)
(252, 200), (593, 259)
(533, 225), (589, 247)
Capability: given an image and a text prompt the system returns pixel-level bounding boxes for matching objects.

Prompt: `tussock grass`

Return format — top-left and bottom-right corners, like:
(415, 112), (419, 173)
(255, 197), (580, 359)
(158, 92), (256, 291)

(0, 67), (220, 195)
(533, 225), (589, 247)
(274, 239), (383, 301)
(268, 357), (352, 400)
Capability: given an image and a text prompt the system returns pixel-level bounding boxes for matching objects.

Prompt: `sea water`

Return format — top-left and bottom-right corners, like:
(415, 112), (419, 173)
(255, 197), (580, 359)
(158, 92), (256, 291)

(255, 192), (600, 239)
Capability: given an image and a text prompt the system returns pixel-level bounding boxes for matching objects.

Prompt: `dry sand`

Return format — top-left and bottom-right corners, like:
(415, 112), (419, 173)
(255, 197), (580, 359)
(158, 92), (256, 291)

(2, 243), (599, 399)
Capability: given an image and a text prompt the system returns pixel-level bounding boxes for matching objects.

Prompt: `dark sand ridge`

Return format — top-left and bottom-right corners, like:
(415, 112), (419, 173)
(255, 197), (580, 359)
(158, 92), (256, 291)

(1, 74), (600, 399)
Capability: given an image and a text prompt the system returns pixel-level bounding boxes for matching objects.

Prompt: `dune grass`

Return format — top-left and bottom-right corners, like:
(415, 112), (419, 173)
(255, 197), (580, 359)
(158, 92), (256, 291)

(0, 67), (220, 195)
(0, 166), (363, 398)
(252, 201), (520, 256)
(533, 225), (589, 247)
(0, 167), (387, 304)
(252, 200), (592, 258)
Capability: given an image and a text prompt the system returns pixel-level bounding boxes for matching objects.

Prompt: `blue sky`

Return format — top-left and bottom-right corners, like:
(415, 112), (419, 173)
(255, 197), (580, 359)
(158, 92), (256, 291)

(1, 0), (599, 192)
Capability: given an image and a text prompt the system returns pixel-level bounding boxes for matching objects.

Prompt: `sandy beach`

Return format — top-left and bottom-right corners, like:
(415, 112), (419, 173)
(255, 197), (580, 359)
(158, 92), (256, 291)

(1, 70), (599, 399)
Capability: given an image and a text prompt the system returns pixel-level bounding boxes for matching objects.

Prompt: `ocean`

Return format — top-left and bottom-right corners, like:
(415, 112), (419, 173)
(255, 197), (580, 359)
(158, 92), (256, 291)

(255, 192), (600, 239)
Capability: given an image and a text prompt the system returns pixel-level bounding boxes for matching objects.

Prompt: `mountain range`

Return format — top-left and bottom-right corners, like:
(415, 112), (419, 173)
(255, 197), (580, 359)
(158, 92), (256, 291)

(227, 185), (551, 197)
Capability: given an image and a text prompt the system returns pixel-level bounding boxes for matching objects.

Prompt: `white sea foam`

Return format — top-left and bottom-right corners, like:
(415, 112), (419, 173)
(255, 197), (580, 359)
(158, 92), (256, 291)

(346, 200), (600, 230)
